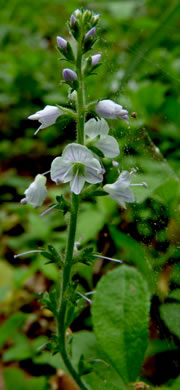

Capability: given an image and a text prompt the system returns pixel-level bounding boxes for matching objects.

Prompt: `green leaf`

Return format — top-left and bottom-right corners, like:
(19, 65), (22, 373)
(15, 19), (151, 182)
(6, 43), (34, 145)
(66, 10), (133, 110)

(110, 226), (155, 291)
(160, 303), (180, 339)
(0, 312), (28, 349)
(3, 368), (47, 390)
(3, 332), (32, 362)
(168, 289), (180, 301)
(83, 372), (124, 390)
(92, 265), (150, 383)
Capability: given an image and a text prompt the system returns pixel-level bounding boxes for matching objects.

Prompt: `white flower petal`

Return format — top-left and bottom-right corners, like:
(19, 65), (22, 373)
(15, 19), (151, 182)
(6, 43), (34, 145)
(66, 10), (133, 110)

(50, 157), (73, 183)
(24, 174), (48, 208)
(85, 118), (109, 138)
(70, 171), (85, 194)
(84, 158), (104, 184)
(63, 143), (94, 162)
(96, 135), (120, 158)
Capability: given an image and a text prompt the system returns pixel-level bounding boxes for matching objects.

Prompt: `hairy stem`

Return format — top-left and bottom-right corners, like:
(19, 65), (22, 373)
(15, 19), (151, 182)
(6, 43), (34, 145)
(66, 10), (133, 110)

(57, 29), (88, 390)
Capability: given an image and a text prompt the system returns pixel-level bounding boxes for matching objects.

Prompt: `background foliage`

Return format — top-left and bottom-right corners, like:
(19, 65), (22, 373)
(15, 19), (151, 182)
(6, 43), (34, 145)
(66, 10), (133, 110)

(0, 0), (180, 389)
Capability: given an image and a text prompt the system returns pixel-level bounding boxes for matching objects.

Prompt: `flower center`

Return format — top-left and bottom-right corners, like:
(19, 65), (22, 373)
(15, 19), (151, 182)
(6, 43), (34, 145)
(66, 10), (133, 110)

(73, 162), (85, 176)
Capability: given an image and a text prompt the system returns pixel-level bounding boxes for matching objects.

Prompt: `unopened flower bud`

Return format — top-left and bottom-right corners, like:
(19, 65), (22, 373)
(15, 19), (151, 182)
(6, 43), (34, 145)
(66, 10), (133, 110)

(68, 90), (77, 103)
(93, 14), (99, 23)
(63, 68), (77, 82)
(70, 14), (77, 26)
(112, 161), (119, 167)
(85, 27), (96, 40)
(91, 54), (101, 66)
(74, 9), (81, 17)
(56, 36), (67, 50)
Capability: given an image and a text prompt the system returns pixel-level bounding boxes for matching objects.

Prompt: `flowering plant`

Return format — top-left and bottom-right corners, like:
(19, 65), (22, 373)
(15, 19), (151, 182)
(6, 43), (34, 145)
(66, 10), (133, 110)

(16, 9), (149, 390)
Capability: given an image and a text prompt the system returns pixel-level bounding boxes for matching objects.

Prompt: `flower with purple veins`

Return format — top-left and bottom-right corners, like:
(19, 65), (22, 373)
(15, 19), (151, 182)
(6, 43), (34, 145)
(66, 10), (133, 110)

(50, 143), (104, 195)
(85, 118), (120, 158)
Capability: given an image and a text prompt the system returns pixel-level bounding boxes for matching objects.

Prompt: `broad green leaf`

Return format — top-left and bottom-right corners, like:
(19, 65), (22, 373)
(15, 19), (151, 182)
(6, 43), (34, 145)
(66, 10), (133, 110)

(110, 226), (155, 291)
(92, 265), (150, 383)
(0, 312), (28, 348)
(3, 368), (47, 390)
(76, 197), (116, 244)
(3, 332), (32, 362)
(83, 372), (124, 390)
(160, 303), (180, 339)
(71, 331), (103, 369)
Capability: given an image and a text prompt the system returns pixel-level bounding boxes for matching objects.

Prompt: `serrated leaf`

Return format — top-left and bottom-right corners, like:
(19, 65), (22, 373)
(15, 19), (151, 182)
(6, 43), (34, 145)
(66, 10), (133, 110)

(92, 265), (150, 383)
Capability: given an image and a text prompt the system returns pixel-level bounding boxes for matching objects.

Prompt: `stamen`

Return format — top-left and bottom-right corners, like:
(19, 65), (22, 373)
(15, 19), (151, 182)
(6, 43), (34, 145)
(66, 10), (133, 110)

(14, 250), (43, 258)
(131, 182), (148, 188)
(85, 291), (96, 296)
(94, 254), (123, 264)
(41, 170), (50, 176)
(130, 168), (137, 175)
(40, 204), (56, 217)
(76, 292), (92, 304)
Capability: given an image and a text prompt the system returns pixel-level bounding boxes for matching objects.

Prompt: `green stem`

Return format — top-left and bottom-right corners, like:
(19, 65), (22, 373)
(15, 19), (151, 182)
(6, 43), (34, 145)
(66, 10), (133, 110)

(57, 26), (88, 390)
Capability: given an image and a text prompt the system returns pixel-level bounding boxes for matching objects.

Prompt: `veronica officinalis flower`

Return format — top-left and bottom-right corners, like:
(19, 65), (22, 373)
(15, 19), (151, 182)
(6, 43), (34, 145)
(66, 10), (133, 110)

(96, 99), (129, 121)
(85, 118), (120, 158)
(50, 143), (104, 195)
(28, 105), (62, 135)
(103, 171), (147, 208)
(103, 171), (135, 209)
(21, 174), (48, 208)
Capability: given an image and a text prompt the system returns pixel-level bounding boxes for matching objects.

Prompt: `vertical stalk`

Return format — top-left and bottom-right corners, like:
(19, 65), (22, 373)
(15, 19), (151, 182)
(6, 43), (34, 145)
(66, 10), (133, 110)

(57, 23), (89, 390)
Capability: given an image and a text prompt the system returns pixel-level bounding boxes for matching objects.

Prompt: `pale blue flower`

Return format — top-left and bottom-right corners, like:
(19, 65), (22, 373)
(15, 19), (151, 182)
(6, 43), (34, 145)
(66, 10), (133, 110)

(21, 174), (48, 208)
(85, 118), (120, 158)
(96, 99), (129, 121)
(103, 171), (134, 209)
(28, 105), (62, 135)
(50, 143), (104, 195)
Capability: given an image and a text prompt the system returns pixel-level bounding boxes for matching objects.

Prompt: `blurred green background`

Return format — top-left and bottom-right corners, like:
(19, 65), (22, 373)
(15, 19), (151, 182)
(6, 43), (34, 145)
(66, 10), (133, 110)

(1, 0), (180, 389)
